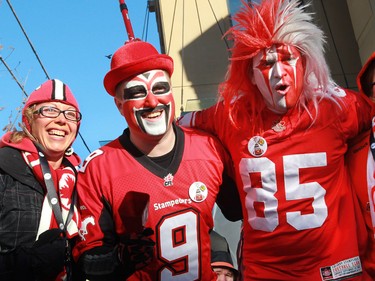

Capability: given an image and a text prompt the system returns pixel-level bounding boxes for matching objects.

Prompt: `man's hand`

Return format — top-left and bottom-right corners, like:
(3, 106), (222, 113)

(117, 228), (155, 276)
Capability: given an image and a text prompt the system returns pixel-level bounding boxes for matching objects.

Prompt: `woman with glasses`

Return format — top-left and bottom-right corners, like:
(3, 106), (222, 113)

(0, 79), (83, 281)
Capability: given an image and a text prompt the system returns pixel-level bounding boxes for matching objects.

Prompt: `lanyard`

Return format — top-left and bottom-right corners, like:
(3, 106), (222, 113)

(35, 144), (77, 232)
(370, 130), (375, 161)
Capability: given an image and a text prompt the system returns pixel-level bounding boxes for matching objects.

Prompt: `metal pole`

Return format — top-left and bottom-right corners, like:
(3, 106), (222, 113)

(119, 0), (135, 41)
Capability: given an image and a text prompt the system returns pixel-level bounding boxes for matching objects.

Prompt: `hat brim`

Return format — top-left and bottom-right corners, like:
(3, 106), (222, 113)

(211, 261), (238, 275)
(104, 55), (174, 96)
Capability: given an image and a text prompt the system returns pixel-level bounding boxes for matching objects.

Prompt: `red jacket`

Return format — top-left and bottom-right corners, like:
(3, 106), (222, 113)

(357, 52), (375, 96)
(347, 52), (375, 278)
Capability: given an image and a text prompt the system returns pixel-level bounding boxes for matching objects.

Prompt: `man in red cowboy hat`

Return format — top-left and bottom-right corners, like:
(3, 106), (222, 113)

(73, 39), (241, 280)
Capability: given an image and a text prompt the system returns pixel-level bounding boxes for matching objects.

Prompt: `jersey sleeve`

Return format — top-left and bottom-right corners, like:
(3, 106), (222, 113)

(73, 148), (118, 259)
(73, 148), (129, 279)
(340, 89), (375, 140)
(178, 102), (225, 136)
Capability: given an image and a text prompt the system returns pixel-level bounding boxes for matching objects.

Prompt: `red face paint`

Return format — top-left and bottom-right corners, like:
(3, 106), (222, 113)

(117, 70), (175, 136)
(252, 44), (304, 114)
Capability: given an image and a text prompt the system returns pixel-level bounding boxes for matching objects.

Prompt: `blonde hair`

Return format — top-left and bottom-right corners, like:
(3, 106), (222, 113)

(9, 106), (37, 143)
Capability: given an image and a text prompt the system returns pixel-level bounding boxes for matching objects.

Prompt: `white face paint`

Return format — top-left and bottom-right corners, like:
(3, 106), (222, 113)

(252, 44), (304, 114)
(115, 70), (175, 136)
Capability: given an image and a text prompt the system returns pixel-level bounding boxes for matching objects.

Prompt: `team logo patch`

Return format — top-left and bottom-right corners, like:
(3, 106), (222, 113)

(79, 216), (95, 241)
(319, 256), (362, 280)
(248, 136), (267, 157)
(189, 182), (208, 203)
(320, 267), (333, 279)
(164, 173), (174, 186)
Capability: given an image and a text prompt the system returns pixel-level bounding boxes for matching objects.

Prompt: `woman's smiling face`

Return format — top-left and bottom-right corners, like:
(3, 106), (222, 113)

(31, 101), (79, 160)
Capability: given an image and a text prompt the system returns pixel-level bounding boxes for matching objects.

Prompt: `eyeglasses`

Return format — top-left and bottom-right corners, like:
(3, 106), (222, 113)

(33, 106), (82, 122)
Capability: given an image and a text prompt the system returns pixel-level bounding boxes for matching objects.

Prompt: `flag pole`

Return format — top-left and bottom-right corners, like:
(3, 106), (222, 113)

(118, 0), (135, 41)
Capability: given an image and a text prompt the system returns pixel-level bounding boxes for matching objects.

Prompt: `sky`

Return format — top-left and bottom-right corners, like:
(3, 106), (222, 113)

(1, 0), (160, 160)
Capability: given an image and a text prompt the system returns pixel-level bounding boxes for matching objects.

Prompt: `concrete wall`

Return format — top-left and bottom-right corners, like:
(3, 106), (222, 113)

(347, 0), (375, 64)
(156, 0), (232, 116)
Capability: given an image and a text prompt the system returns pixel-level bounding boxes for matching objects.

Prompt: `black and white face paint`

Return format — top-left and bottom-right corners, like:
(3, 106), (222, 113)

(117, 70), (175, 136)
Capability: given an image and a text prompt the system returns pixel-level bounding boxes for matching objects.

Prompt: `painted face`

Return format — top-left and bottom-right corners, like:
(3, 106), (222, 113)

(252, 44), (304, 114)
(115, 70), (175, 136)
(31, 101), (78, 160)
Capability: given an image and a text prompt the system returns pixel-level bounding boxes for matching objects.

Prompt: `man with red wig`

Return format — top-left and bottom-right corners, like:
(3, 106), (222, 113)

(72, 39), (241, 280)
(178, 0), (375, 280)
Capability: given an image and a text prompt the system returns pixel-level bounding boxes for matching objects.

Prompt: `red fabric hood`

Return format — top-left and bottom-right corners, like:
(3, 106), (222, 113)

(357, 52), (375, 95)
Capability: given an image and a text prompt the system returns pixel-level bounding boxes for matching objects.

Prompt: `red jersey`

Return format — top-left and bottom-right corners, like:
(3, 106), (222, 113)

(182, 88), (374, 280)
(73, 125), (234, 281)
(347, 119), (375, 278)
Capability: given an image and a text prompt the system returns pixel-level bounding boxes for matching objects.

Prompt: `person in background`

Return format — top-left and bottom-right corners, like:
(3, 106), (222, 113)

(73, 39), (241, 281)
(178, 0), (375, 280)
(358, 52), (375, 101)
(210, 230), (238, 281)
(346, 51), (375, 278)
(0, 79), (82, 281)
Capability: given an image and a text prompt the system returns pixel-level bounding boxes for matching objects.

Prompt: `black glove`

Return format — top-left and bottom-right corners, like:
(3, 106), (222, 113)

(31, 228), (67, 280)
(117, 228), (155, 277)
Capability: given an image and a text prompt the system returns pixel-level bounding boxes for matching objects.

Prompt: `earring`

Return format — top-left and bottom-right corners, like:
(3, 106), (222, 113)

(65, 147), (74, 156)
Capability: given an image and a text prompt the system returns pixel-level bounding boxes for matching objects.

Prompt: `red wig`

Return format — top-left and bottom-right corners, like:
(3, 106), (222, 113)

(220, 0), (336, 133)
